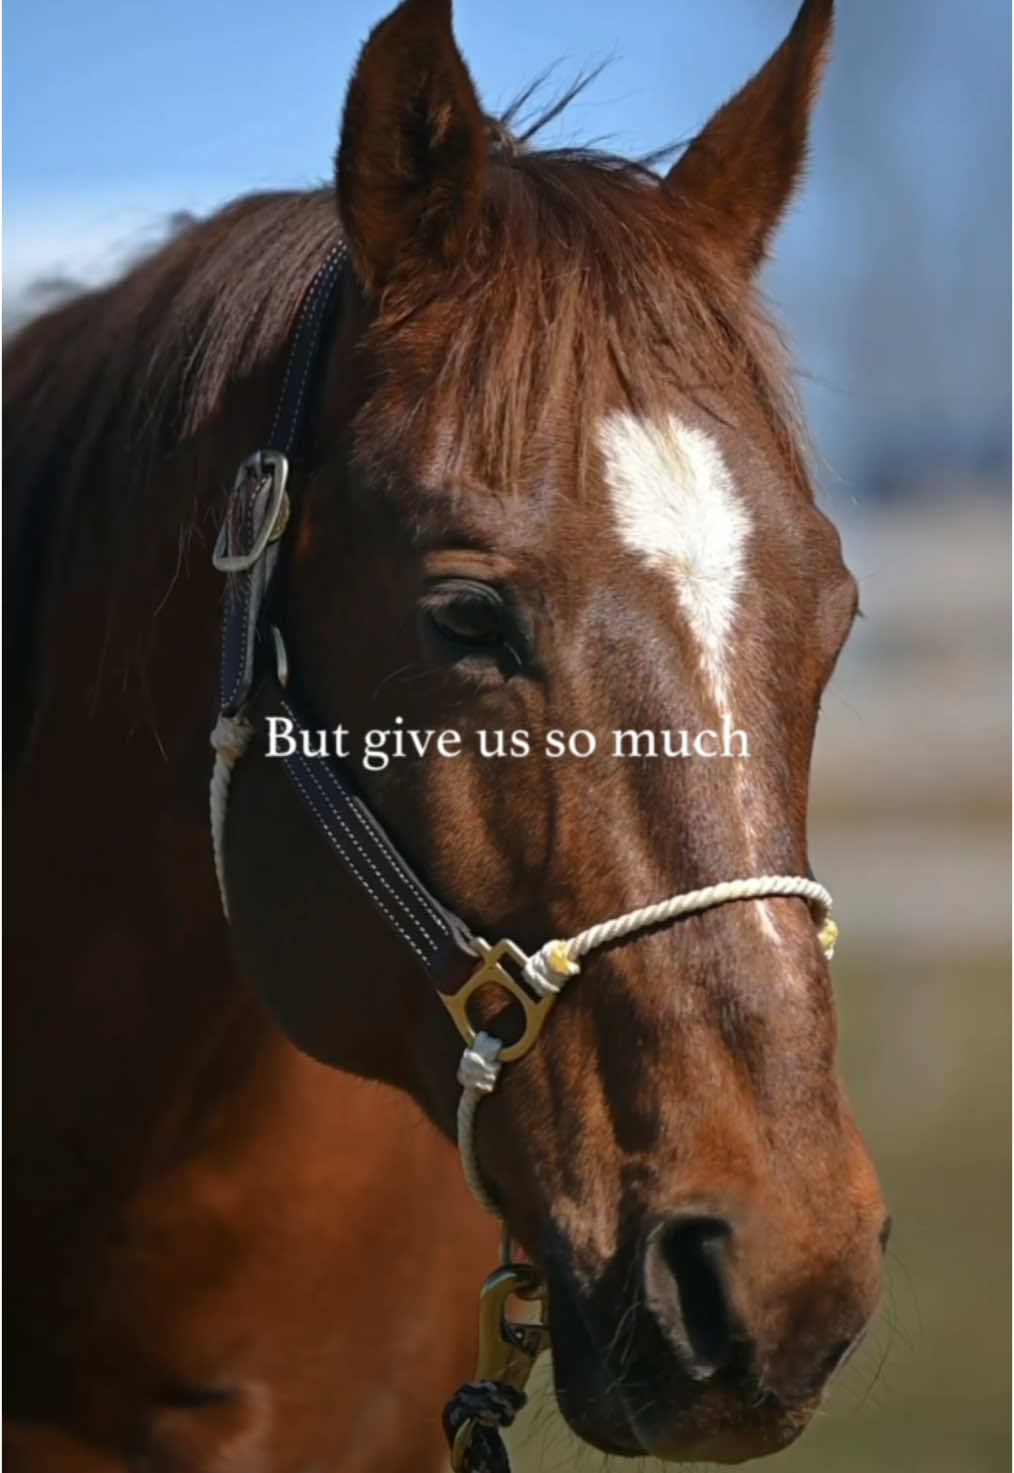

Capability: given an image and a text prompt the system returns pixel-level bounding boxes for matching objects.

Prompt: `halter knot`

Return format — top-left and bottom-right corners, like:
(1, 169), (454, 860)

(210, 712), (254, 763)
(818, 917), (839, 959)
(522, 939), (580, 997)
(209, 713), (256, 919)
(457, 1032), (502, 1095)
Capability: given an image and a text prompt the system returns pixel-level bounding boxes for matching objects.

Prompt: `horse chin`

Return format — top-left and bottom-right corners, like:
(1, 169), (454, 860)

(633, 1405), (813, 1465)
(545, 1255), (647, 1458)
(551, 1366), (645, 1460)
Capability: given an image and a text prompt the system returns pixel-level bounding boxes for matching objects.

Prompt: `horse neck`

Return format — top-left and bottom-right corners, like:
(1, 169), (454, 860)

(7, 372), (293, 1189)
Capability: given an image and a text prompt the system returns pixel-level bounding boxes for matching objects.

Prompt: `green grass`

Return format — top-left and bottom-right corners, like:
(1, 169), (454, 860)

(500, 948), (1010, 1473)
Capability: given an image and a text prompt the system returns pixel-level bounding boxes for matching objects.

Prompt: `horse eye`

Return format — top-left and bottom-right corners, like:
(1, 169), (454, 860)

(423, 583), (507, 651)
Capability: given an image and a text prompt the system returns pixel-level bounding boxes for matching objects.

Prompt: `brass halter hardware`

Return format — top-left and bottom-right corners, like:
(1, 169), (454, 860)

(439, 938), (559, 1064)
(449, 1263), (551, 1473)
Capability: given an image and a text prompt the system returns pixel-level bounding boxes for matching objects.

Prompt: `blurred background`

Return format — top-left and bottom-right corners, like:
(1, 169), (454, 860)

(4, 1), (1010, 1470)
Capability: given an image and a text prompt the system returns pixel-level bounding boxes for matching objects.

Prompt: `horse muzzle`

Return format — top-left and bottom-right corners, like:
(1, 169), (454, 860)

(544, 1200), (886, 1463)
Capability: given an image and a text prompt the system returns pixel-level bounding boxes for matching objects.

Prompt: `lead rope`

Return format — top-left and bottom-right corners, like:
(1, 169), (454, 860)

(443, 1383), (526, 1473)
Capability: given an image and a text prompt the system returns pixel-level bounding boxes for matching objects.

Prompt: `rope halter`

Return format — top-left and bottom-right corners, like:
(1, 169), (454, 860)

(444, 875), (837, 1214)
(210, 713), (256, 920)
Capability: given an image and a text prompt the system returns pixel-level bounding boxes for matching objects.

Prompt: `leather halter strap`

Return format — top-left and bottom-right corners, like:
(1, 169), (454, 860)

(213, 242), (476, 983)
(217, 242), (346, 718)
(269, 694), (477, 976)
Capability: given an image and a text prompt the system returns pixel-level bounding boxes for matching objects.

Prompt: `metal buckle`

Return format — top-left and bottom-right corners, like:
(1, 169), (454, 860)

(212, 450), (291, 573)
(440, 937), (557, 1064)
(474, 1263), (550, 1387)
(450, 1263), (550, 1471)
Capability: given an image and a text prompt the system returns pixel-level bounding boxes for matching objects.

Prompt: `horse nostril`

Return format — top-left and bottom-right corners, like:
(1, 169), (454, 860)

(644, 1214), (741, 1380)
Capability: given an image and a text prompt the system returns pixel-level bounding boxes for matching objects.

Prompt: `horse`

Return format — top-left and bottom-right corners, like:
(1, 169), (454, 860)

(4, 0), (889, 1466)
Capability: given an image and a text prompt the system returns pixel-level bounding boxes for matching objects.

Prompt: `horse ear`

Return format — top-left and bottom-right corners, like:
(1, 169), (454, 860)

(336, 0), (487, 293)
(664, 0), (833, 274)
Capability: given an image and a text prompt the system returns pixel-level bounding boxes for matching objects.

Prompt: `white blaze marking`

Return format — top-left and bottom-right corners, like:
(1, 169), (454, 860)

(598, 412), (782, 948)
(598, 411), (751, 710)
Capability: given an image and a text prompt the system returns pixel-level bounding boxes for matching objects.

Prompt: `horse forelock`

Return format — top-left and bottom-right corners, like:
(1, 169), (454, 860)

(361, 141), (810, 498)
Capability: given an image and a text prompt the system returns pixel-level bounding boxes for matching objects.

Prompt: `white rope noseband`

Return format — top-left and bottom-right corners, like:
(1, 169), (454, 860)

(208, 707), (836, 1218)
(457, 876), (838, 1213)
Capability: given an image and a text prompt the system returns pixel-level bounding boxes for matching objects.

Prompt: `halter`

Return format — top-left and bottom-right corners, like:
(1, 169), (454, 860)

(209, 246), (839, 1470)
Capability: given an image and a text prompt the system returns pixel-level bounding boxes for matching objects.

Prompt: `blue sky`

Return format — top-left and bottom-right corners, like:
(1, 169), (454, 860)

(4, 0), (1010, 492)
(3, 0), (795, 282)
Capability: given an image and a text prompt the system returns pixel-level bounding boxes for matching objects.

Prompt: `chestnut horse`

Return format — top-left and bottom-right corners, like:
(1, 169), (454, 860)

(5, 0), (888, 1467)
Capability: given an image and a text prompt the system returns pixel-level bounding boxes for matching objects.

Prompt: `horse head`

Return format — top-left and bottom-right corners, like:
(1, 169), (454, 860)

(224, 0), (887, 1459)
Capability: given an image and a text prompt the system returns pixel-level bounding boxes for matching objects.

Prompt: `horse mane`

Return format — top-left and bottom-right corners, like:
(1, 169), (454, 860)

(3, 190), (338, 754)
(4, 103), (804, 754)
